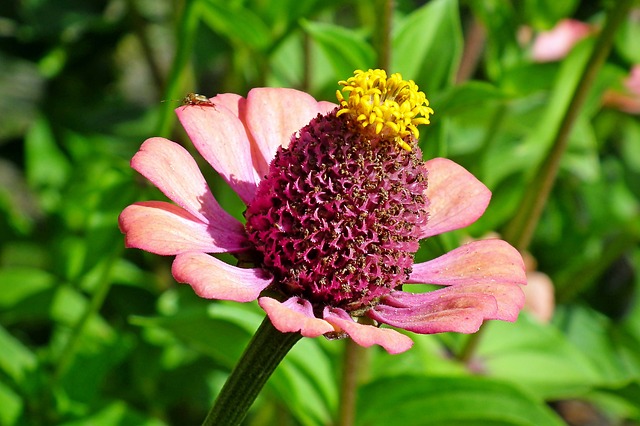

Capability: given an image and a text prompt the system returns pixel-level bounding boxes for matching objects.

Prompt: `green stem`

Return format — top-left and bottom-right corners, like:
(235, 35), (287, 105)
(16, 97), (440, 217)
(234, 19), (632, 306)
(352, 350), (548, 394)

(337, 338), (367, 426)
(53, 250), (119, 382)
(456, 323), (486, 364)
(202, 317), (302, 426)
(375, 0), (394, 70)
(503, 0), (633, 251)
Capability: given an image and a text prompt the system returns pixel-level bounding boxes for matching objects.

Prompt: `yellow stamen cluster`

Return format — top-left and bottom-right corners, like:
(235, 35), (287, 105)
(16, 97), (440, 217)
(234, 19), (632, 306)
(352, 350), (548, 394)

(336, 69), (434, 151)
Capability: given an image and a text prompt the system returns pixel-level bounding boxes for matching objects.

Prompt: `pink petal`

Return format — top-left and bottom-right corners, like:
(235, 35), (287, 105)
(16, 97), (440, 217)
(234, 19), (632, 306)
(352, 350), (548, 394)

(172, 252), (271, 302)
(177, 103), (260, 204)
(523, 271), (555, 323)
(419, 158), (491, 239)
(385, 281), (525, 322)
(323, 308), (413, 354)
(211, 93), (245, 117)
(532, 19), (592, 63)
(408, 239), (526, 285)
(244, 88), (338, 177)
(119, 202), (249, 255)
(369, 292), (499, 334)
(258, 296), (334, 337)
(131, 137), (242, 229)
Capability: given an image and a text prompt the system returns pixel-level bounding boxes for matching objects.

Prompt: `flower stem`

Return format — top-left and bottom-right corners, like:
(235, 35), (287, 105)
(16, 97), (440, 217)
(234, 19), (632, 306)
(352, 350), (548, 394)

(374, 0), (394, 70)
(201, 317), (302, 426)
(337, 338), (367, 426)
(503, 0), (633, 251)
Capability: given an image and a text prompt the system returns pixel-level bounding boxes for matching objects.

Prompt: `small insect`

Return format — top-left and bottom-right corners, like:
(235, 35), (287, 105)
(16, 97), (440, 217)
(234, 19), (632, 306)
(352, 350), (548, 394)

(162, 93), (216, 109)
(181, 92), (216, 108)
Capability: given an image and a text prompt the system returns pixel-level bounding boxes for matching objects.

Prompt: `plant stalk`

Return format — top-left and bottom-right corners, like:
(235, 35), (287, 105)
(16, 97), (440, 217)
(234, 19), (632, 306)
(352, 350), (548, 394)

(201, 317), (302, 426)
(503, 0), (633, 251)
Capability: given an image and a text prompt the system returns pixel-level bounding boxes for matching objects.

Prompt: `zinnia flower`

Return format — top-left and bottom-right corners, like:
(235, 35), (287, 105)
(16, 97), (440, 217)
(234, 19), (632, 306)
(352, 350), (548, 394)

(119, 69), (526, 354)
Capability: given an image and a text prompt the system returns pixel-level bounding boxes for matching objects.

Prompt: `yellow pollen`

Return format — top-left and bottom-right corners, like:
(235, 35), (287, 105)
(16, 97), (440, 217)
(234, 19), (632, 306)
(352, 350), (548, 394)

(336, 69), (434, 151)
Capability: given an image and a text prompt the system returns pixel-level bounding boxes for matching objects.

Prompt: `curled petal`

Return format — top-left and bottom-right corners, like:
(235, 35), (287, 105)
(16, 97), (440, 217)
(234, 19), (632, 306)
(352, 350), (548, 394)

(385, 281), (525, 323)
(323, 308), (413, 354)
(119, 202), (248, 255)
(259, 297), (334, 337)
(172, 252), (271, 302)
(177, 103), (259, 204)
(419, 158), (491, 238)
(369, 292), (499, 334)
(131, 137), (241, 229)
(245, 88), (338, 177)
(409, 240), (526, 286)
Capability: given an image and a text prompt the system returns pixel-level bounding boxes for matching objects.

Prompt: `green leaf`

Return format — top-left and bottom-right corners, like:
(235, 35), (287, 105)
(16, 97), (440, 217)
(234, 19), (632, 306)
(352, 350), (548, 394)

(270, 338), (336, 426)
(0, 325), (38, 391)
(302, 21), (376, 78)
(522, 0), (579, 29)
(134, 299), (337, 426)
(484, 38), (594, 188)
(24, 116), (71, 211)
(356, 375), (564, 426)
(58, 400), (166, 426)
(556, 305), (640, 386)
(0, 267), (55, 310)
(0, 380), (23, 426)
(393, 0), (462, 92)
(200, 0), (272, 51)
(478, 314), (602, 399)
(615, 10), (640, 63)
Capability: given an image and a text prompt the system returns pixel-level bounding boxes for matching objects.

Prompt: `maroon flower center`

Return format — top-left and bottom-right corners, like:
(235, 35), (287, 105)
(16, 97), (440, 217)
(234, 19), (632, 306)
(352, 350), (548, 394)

(244, 111), (429, 314)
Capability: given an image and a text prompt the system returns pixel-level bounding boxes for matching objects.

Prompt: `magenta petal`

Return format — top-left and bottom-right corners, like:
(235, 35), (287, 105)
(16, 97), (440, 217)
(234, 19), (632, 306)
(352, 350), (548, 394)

(386, 281), (525, 322)
(323, 308), (413, 354)
(177, 104), (259, 204)
(258, 297), (334, 337)
(409, 239), (526, 285)
(369, 292), (499, 334)
(119, 202), (248, 255)
(131, 138), (242, 229)
(419, 158), (491, 238)
(172, 252), (271, 302)
(245, 88), (338, 177)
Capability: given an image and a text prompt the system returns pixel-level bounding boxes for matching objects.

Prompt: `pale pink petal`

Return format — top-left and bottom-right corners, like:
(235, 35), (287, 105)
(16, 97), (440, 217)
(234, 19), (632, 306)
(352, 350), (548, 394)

(258, 296), (334, 337)
(419, 158), (491, 239)
(523, 271), (555, 323)
(369, 292), (499, 334)
(532, 19), (592, 63)
(323, 307), (413, 354)
(408, 240), (526, 285)
(626, 65), (640, 95)
(211, 93), (244, 117)
(172, 252), (271, 302)
(385, 281), (525, 322)
(177, 103), (259, 204)
(245, 88), (338, 176)
(132, 138), (242, 230)
(119, 202), (249, 255)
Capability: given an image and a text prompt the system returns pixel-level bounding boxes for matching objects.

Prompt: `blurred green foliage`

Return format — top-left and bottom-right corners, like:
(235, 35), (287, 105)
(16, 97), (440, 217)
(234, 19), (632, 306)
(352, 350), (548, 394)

(0, 0), (639, 425)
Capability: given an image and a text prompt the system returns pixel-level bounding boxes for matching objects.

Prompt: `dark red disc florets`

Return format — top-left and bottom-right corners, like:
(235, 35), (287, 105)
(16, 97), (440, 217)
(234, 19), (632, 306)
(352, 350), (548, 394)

(244, 110), (429, 314)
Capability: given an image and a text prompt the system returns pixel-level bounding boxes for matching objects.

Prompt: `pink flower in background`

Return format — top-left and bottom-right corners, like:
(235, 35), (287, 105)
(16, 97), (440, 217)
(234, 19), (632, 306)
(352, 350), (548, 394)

(602, 65), (640, 114)
(119, 70), (526, 354)
(531, 19), (593, 62)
